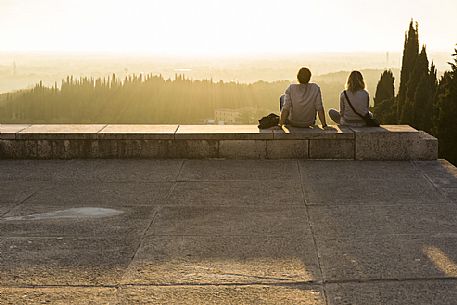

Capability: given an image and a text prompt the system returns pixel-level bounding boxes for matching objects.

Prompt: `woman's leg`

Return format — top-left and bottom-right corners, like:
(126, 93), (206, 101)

(328, 108), (341, 124)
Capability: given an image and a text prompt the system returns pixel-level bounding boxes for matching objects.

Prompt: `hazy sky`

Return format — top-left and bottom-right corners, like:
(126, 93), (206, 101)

(0, 0), (455, 55)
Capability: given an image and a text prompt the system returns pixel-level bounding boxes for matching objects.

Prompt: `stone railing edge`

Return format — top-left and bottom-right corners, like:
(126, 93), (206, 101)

(0, 124), (438, 160)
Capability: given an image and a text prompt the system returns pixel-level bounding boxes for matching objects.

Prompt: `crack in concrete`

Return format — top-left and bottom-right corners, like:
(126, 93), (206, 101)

(175, 178), (301, 182)
(322, 276), (457, 285)
(0, 190), (39, 218)
(202, 272), (303, 282)
(174, 159), (186, 181)
(411, 160), (454, 202)
(127, 167), (182, 264)
(0, 281), (320, 289)
(3, 277), (457, 290)
(97, 124), (109, 134)
(297, 160), (329, 305)
(129, 209), (159, 262)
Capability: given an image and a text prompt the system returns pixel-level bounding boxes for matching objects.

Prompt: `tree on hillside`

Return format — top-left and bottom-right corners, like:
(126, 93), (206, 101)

(435, 48), (457, 164)
(400, 45), (430, 124)
(0, 74), (289, 124)
(397, 20), (419, 121)
(414, 62), (437, 133)
(373, 70), (396, 124)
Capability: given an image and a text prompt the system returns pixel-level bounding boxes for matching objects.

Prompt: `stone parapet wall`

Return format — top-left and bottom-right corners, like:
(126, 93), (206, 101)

(0, 124), (437, 160)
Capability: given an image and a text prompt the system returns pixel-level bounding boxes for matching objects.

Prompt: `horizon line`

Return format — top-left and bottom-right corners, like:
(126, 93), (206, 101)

(0, 49), (453, 58)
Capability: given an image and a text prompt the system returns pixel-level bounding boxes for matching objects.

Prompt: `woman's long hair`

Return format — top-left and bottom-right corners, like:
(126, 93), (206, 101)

(346, 71), (365, 92)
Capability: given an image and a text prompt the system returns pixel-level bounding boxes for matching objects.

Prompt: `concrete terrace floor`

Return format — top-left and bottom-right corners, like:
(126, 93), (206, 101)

(1, 159), (457, 304)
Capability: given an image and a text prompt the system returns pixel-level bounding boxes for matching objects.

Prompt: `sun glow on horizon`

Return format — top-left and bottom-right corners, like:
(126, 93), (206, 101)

(0, 0), (456, 55)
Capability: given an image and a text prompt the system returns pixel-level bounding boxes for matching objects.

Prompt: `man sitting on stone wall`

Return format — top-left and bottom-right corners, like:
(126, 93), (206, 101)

(279, 67), (328, 128)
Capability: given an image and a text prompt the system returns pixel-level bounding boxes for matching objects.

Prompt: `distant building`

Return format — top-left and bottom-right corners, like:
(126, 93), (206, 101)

(214, 108), (240, 124)
(204, 119), (216, 125)
(214, 107), (258, 124)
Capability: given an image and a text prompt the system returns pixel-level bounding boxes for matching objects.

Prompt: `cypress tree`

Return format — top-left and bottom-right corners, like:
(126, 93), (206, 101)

(400, 45), (429, 125)
(435, 48), (457, 164)
(373, 70), (396, 124)
(413, 63), (437, 133)
(397, 20), (419, 121)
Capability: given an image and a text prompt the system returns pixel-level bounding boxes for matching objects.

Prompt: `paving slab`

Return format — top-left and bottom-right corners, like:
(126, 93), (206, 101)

(1, 159), (457, 304)
(0, 159), (182, 182)
(66, 159), (183, 182)
(299, 160), (420, 180)
(302, 177), (447, 205)
(0, 180), (42, 204)
(175, 125), (273, 140)
(0, 160), (75, 181)
(149, 206), (311, 237)
(308, 203), (457, 240)
(166, 180), (305, 206)
(118, 285), (325, 305)
(414, 159), (457, 188)
(19, 182), (173, 207)
(326, 280), (457, 305)
(16, 124), (106, 140)
(123, 236), (320, 285)
(0, 287), (117, 305)
(442, 188), (457, 203)
(0, 205), (155, 238)
(0, 204), (14, 217)
(98, 124), (178, 139)
(0, 180), (48, 216)
(318, 235), (457, 281)
(0, 237), (137, 286)
(178, 160), (300, 181)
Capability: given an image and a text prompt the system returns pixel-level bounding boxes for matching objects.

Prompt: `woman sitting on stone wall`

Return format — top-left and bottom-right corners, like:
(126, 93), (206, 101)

(329, 71), (372, 127)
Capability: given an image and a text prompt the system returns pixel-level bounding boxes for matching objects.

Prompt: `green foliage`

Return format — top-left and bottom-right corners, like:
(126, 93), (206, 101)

(397, 20), (419, 120)
(391, 19), (457, 164)
(414, 62), (437, 133)
(374, 20), (457, 165)
(394, 21), (437, 135)
(0, 69), (391, 124)
(435, 49), (457, 164)
(400, 45), (431, 124)
(373, 70), (396, 124)
(0, 74), (290, 124)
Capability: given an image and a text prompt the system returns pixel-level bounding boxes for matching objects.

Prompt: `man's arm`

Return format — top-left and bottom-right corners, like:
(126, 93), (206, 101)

(279, 86), (292, 126)
(315, 87), (327, 128)
(317, 109), (328, 128)
(340, 92), (345, 115)
(279, 108), (289, 126)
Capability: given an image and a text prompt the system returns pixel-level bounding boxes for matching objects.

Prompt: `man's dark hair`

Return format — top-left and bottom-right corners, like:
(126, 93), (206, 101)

(297, 67), (311, 84)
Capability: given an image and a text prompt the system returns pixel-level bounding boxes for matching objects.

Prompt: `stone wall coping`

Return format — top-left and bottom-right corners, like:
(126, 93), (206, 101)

(350, 125), (419, 134)
(99, 124), (179, 140)
(0, 124), (31, 139)
(0, 124), (431, 140)
(0, 124), (438, 160)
